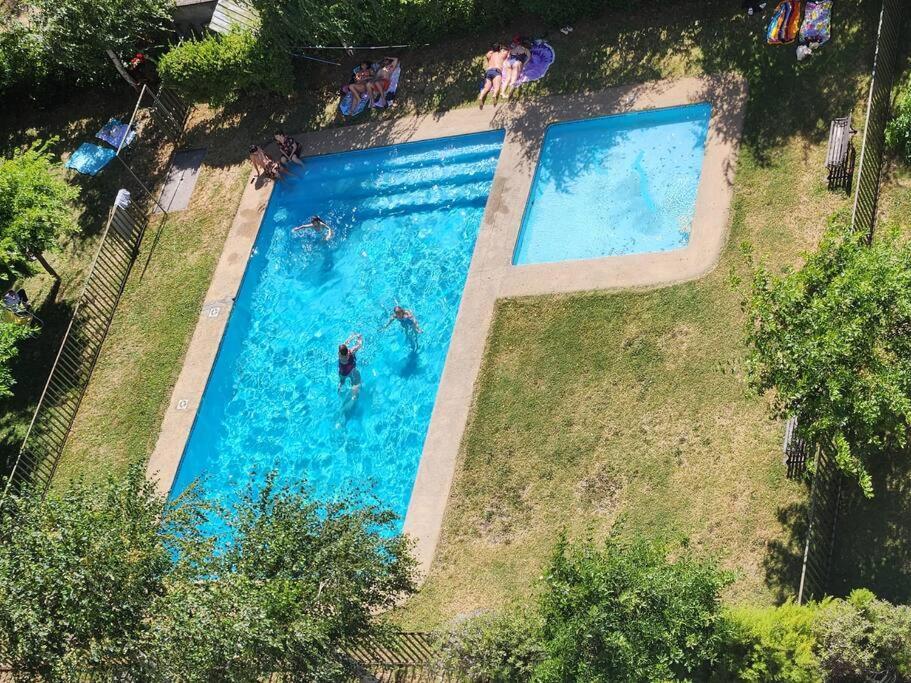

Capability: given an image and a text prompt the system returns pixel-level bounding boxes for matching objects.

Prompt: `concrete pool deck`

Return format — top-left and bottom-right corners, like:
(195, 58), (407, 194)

(147, 73), (746, 577)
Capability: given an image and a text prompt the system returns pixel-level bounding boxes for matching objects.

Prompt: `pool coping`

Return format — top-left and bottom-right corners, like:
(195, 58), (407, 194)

(146, 73), (746, 579)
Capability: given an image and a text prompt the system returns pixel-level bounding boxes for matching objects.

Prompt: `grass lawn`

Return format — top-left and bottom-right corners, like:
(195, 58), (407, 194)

(2, 0), (907, 622)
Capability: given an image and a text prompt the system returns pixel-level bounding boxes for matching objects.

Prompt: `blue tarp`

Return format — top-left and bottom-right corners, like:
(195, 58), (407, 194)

(65, 143), (116, 176)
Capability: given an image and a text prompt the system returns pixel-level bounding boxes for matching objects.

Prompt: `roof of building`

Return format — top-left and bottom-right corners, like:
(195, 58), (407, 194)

(209, 0), (259, 35)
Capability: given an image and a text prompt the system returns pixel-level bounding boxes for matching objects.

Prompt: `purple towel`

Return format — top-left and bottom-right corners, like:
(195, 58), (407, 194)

(513, 41), (556, 87)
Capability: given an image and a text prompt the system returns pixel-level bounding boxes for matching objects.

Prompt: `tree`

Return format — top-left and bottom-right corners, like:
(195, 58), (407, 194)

(533, 535), (732, 682)
(150, 475), (417, 681)
(744, 223), (911, 495)
(0, 140), (78, 280)
(886, 74), (911, 165)
(0, 467), (178, 679)
(0, 470), (416, 680)
(27, 0), (174, 87)
(0, 321), (31, 398)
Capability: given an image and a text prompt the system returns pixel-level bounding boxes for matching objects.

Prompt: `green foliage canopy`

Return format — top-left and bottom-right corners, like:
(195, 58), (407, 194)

(0, 470), (416, 680)
(534, 536), (732, 682)
(0, 467), (177, 679)
(27, 0), (175, 87)
(0, 321), (31, 398)
(0, 141), (78, 279)
(744, 224), (911, 495)
(151, 476), (416, 681)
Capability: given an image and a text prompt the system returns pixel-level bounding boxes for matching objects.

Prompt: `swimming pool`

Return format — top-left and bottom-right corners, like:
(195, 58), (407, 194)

(513, 103), (712, 265)
(170, 130), (504, 527)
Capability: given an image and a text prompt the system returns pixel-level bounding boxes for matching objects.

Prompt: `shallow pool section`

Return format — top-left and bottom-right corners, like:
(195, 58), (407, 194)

(171, 130), (504, 527)
(513, 103), (711, 265)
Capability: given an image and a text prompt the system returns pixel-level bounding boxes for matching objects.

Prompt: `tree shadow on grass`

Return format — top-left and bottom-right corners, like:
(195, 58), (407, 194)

(763, 493), (812, 603)
(828, 451), (911, 603)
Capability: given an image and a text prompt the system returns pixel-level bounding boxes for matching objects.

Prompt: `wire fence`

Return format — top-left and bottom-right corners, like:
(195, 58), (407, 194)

(2, 199), (148, 495)
(851, 0), (904, 241)
(795, 0), (906, 603)
(1, 87), (189, 498)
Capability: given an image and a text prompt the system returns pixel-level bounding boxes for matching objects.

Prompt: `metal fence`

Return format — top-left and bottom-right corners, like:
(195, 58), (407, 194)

(797, 447), (844, 604)
(2, 199), (149, 495)
(851, 0), (905, 240)
(794, 0), (905, 603)
(0, 632), (446, 682)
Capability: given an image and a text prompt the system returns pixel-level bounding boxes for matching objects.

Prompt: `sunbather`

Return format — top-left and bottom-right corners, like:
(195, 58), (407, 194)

(478, 43), (509, 109)
(502, 37), (530, 92)
(368, 57), (400, 108)
(249, 145), (288, 180)
(346, 61), (375, 105)
(274, 131), (304, 167)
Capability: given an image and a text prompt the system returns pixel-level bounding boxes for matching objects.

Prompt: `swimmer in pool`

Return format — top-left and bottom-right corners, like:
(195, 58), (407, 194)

(337, 333), (363, 398)
(292, 215), (333, 240)
(383, 306), (423, 334)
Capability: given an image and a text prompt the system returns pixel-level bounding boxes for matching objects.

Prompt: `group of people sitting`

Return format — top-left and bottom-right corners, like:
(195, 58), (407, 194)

(345, 57), (400, 110)
(248, 130), (304, 181)
(479, 36), (531, 108)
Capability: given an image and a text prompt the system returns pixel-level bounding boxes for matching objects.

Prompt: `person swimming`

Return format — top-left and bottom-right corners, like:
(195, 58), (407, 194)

(383, 305), (423, 334)
(292, 215), (333, 240)
(337, 333), (363, 399)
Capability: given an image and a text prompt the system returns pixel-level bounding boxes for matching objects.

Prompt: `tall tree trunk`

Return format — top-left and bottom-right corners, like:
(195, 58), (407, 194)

(32, 251), (59, 281)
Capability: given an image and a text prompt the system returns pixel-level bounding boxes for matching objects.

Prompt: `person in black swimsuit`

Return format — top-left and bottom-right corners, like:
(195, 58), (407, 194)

(274, 130), (304, 168)
(337, 333), (363, 398)
(502, 37), (530, 93)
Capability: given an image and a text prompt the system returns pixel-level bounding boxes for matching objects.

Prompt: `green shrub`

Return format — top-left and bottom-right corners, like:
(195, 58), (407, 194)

(158, 29), (293, 106)
(0, 321), (30, 398)
(813, 589), (911, 682)
(0, 21), (46, 95)
(722, 601), (822, 682)
(886, 75), (911, 165)
(433, 610), (543, 682)
(534, 535), (732, 682)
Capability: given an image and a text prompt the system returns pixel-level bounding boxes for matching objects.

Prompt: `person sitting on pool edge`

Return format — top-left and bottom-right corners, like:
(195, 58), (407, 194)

(249, 145), (288, 181)
(383, 305), (423, 334)
(292, 215), (333, 240)
(338, 333), (363, 398)
(274, 130), (305, 168)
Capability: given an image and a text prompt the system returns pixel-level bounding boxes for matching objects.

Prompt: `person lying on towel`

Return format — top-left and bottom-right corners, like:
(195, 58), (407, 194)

(368, 57), (399, 108)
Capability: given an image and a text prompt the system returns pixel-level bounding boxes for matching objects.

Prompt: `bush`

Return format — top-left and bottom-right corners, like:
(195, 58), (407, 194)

(813, 589), (911, 682)
(886, 75), (911, 164)
(722, 601), (822, 682)
(433, 611), (544, 682)
(158, 29), (293, 105)
(0, 20), (46, 95)
(534, 536), (732, 682)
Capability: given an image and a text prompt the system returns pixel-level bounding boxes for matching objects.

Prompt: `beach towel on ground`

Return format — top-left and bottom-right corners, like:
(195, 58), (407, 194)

(339, 65), (402, 117)
(512, 41), (555, 87)
(65, 143), (116, 175)
(800, 0), (832, 44)
(767, 0), (804, 44)
(96, 118), (136, 149)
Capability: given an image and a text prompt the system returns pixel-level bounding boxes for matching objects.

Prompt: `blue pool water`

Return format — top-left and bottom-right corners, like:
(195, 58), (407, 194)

(513, 103), (712, 265)
(171, 130), (504, 527)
